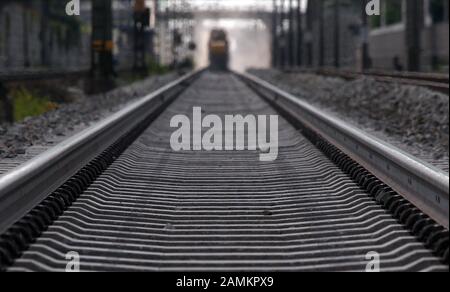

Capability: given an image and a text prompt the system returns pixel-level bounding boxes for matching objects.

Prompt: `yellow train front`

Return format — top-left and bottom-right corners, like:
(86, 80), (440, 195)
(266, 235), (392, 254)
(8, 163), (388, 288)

(208, 29), (229, 71)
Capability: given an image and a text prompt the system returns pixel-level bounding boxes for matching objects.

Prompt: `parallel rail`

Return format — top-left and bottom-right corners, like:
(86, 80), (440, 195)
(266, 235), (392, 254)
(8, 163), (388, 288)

(284, 68), (449, 94)
(239, 72), (449, 228)
(0, 70), (448, 271)
(0, 69), (202, 235)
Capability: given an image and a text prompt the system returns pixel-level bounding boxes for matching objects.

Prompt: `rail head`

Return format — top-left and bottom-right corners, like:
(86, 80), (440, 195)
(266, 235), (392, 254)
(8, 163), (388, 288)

(0, 69), (204, 234)
(285, 67), (450, 94)
(238, 71), (449, 228)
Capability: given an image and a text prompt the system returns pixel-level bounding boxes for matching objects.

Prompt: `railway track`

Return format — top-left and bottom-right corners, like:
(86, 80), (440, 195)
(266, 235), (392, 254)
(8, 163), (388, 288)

(0, 71), (448, 272)
(285, 68), (450, 94)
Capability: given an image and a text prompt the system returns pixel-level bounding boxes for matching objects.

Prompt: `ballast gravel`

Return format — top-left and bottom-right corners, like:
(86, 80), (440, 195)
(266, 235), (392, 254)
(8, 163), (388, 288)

(248, 69), (449, 173)
(0, 73), (180, 175)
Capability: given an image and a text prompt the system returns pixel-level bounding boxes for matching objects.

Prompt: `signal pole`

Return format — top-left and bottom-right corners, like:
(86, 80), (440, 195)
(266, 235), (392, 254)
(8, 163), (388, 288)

(280, 0), (286, 69)
(272, 0), (278, 68)
(133, 0), (150, 75)
(318, 0), (325, 67)
(91, 0), (114, 90)
(304, 0), (313, 67)
(296, 0), (302, 67)
(333, 0), (340, 68)
(360, 0), (371, 71)
(406, 0), (423, 71)
(40, 0), (50, 67)
(288, 0), (294, 68)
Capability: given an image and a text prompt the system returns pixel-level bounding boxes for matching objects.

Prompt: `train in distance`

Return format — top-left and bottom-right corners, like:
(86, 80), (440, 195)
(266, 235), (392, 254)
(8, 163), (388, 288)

(208, 29), (229, 71)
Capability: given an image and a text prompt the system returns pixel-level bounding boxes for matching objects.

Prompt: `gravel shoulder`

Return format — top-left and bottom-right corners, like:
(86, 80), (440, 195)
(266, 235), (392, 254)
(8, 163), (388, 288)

(0, 73), (181, 176)
(248, 69), (449, 173)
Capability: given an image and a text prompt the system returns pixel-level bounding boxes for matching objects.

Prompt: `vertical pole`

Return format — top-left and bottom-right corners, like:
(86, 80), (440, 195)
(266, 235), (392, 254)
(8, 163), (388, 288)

(183, 0), (188, 65)
(91, 0), (114, 91)
(173, 0), (176, 67)
(360, 0), (370, 71)
(333, 0), (340, 68)
(133, 0), (149, 75)
(153, 0), (160, 65)
(305, 0), (313, 67)
(288, 0), (294, 68)
(133, 3), (138, 73)
(406, 0), (422, 71)
(280, 0), (286, 68)
(318, 0), (324, 67)
(23, 6), (30, 68)
(296, 0), (303, 67)
(169, 0), (175, 68)
(272, 0), (278, 68)
(40, 0), (49, 67)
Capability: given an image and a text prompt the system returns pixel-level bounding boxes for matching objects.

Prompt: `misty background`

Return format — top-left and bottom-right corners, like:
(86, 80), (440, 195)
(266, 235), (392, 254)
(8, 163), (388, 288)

(194, 18), (271, 71)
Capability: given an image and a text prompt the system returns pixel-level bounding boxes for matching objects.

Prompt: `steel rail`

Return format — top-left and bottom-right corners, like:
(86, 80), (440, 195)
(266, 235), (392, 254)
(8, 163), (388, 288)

(363, 69), (449, 83)
(283, 67), (449, 94)
(7, 72), (446, 272)
(0, 69), (203, 235)
(285, 67), (450, 83)
(238, 71), (449, 229)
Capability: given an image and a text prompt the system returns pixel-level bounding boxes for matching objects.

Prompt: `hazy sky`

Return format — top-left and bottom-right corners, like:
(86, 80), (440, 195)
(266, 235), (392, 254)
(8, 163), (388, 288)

(146, 0), (307, 71)
(147, 0), (307, 11)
